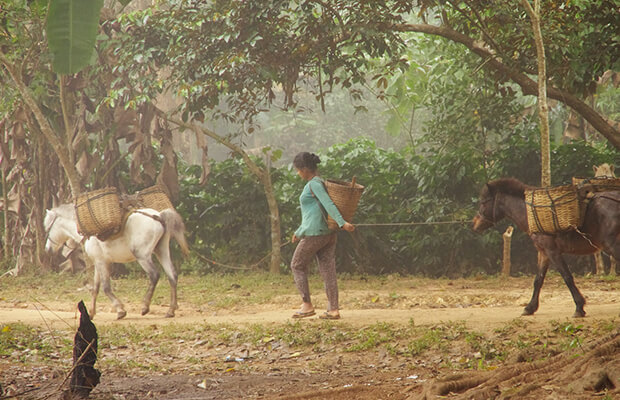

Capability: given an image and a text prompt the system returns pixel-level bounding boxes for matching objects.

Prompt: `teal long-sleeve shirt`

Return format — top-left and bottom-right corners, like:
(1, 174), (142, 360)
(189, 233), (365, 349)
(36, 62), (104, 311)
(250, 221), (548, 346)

(295, 177), (346, 238)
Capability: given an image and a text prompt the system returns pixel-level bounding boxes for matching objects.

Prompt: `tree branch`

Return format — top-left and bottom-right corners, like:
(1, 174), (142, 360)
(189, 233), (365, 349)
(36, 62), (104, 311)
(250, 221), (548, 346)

(394, 23), (620, 149)
(152, 107), (266, 181)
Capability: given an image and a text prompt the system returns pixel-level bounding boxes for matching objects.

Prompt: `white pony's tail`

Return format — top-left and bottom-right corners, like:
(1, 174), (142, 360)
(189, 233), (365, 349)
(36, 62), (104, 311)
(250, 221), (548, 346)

(159, 209), (190, 256)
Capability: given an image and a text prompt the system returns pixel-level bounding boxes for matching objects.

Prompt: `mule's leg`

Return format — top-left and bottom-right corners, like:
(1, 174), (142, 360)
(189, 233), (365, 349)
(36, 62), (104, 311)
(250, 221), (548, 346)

(547, 252), (586, 318)
(593, 252), (605, 275)
(523, 252), (549, 316)
(154, 237), (178, 318)
(602, 237), (619, 276)
(135, 256), (160, 316)
(97, 261), (127, 319)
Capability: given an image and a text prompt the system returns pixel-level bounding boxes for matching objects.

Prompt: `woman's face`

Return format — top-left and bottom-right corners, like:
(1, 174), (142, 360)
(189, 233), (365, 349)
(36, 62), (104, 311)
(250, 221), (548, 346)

(296, 167), (313, 181)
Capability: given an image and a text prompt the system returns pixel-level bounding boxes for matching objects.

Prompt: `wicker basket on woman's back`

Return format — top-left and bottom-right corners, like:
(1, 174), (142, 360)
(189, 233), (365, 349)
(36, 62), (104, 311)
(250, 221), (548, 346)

(324, 177), (365, 230)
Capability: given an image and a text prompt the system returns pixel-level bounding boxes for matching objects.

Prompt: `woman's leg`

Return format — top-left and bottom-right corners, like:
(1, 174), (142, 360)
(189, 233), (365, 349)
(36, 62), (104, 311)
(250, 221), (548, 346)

(316, 233), (339, 313)
(291, 236), (330, 310)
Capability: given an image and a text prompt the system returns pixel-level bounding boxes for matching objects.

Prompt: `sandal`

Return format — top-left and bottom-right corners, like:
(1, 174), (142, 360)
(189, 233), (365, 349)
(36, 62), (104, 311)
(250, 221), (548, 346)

(292, 310), (315, 319)
(319, 312), (340, 320)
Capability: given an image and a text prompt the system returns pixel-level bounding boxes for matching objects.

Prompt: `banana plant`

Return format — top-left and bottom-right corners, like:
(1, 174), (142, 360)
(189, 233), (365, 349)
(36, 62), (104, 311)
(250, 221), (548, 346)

(46, 0), (104, 74)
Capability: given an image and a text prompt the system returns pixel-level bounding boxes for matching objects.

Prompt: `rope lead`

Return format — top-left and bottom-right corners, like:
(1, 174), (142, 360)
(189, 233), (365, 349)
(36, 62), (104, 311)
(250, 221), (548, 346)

(355, 220), (469, 227)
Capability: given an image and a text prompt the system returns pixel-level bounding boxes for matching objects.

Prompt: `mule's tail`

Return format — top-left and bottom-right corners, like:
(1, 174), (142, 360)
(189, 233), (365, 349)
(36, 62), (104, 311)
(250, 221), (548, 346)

(159, 209), (190, 256)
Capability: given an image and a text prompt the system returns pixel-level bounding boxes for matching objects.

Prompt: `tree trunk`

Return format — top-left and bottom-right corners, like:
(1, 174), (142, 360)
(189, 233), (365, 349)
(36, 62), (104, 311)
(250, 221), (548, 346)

(1, 157), (8, 264)
(520, 0), (551, 187)
(262, 157), (282, 274)
(160, 111), (283, 273)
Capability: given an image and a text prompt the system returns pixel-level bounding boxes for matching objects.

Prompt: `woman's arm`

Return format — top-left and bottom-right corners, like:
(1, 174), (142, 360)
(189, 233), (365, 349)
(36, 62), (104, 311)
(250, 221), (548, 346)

(309, 179), (346, 227)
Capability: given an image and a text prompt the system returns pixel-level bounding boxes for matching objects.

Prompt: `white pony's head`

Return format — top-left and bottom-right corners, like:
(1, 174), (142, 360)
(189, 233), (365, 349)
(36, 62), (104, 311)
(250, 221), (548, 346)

(44, 204), (77, 253)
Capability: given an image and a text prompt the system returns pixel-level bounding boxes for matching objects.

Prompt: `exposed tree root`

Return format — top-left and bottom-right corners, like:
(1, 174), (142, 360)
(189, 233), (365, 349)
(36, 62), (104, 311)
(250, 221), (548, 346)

(422, 329), (620, 399)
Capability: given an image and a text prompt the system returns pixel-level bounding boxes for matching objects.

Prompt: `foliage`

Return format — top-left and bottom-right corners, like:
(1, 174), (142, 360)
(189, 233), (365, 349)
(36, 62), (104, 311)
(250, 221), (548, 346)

(177, 157), (273, 268)
(46, 0), (104, 74)
(382, 37), (527, 275)
(255, 86), (406, 160)
(418, 0), (620, 97)
(110, 0), (411, 126)
(316, 139), (420, 273)
(550, 140), (618, 185)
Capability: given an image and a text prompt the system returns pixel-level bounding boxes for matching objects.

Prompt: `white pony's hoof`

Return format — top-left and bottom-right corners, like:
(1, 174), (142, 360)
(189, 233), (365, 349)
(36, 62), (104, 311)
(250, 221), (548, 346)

(116, 310), (127, 320)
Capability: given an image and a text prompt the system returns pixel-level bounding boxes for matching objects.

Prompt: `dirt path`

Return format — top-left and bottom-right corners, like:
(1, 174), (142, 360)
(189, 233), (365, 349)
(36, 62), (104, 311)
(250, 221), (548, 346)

(1, 300), (618, 331)
(2, 273), (618, 331)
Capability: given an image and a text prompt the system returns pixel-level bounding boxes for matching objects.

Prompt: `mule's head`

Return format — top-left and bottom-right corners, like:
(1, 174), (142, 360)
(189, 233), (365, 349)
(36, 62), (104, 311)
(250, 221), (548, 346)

(472, 183), (501, 233)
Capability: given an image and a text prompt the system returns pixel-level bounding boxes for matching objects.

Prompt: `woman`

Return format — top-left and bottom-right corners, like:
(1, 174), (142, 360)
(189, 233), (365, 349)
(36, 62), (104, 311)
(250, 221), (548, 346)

(290, 152), (355, 320)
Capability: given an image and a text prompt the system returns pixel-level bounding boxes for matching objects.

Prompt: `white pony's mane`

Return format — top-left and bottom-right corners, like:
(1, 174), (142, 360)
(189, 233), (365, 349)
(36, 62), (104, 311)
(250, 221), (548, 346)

(44, 203), (75, 232)
(53, 203), (76, 219)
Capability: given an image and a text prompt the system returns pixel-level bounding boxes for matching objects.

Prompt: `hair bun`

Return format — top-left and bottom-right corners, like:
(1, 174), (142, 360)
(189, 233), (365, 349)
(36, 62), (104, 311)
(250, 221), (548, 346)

(311, 153), (321, 164)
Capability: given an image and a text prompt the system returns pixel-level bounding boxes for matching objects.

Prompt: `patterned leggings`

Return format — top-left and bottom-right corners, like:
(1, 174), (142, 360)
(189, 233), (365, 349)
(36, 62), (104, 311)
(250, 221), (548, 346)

(290, 234), (339, 311)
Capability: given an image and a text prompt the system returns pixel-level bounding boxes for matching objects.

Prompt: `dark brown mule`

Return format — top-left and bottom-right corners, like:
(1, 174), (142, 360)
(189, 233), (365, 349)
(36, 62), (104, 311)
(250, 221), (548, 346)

(472, 178), (620, 317)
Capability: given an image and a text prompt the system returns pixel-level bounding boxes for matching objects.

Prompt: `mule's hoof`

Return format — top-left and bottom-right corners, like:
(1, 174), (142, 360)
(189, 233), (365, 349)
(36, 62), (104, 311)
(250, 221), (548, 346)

(521, 308), (535, 316)
(573, 311), (586, 318)
(165, 311), (175, 318)
(141, 307), (150, 316)
(116, 310), (127, 320)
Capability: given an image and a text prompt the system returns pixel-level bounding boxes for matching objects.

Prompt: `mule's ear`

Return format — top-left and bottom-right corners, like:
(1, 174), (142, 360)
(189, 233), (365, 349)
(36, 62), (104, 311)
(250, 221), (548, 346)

(593, 165), (598, 173)
(611, 165), (615, 174)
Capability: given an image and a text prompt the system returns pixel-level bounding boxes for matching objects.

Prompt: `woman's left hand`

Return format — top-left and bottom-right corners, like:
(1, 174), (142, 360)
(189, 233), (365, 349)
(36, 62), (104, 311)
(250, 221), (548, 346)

(342, 222), (355, 232)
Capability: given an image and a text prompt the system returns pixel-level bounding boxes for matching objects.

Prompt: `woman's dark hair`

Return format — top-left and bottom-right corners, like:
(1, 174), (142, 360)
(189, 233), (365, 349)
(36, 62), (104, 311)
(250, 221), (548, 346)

(293, 152), (321, 172)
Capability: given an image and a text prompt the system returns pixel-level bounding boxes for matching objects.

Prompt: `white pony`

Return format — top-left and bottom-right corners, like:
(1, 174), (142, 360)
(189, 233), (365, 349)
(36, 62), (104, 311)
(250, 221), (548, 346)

(44, 204), (189, 319)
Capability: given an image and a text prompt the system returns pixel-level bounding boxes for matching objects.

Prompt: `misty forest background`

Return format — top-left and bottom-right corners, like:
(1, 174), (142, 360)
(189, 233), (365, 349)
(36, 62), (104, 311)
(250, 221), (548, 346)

(0, 0), (618, 278)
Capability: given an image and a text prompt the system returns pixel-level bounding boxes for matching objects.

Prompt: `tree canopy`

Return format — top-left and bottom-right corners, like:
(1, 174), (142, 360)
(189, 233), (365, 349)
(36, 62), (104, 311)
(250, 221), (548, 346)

(109, 0), (618, 146)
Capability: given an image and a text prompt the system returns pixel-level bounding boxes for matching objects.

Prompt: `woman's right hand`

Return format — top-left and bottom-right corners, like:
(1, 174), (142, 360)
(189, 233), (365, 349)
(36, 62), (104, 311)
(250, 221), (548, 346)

(291, 234), (299, 243)
(342, 222), (355, 232)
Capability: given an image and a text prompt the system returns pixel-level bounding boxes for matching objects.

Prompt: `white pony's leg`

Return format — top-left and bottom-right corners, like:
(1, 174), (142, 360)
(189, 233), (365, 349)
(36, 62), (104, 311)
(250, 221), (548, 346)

(154, 234), (178, 318)
(135, 256), (160, 316)
(97, 261), (127, 320)
(90, 265), (101, 318)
